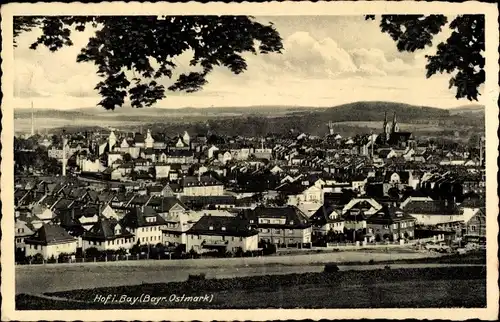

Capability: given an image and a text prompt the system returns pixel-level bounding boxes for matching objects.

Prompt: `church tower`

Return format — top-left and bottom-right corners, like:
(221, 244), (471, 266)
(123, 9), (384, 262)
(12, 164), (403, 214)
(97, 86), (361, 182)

(391, 112), (400, 133)
(383, 111), (391, 141)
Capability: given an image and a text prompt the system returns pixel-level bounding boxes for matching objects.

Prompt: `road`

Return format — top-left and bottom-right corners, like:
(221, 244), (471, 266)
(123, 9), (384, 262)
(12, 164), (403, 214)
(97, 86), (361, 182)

(16, 250), (461, 295)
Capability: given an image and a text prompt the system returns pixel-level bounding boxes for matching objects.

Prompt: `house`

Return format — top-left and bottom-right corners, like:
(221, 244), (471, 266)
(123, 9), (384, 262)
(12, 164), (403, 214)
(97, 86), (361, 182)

(120, 206), (167, 245)
(401, 198), (462, 227)
(31, 205), (55, 223)
(180, 195), (237, 210)
(178, 176), (224, 197)
(82, 218), (135, 251)
(464, 207), (486, 240)
(240, 206), (312, 247)
(276, 179), (324, 205)
(343, 208), (367, 230)
(185, 215), (259, 253)
(15, 219), (35, 252)
(161, 211), (203, 246)
(342, 198), (382, 216)
(367, 205), (416, 241)
(147, 196), (187, 219)
(24, 223), (78, 259)
(309, 204), (345, 235)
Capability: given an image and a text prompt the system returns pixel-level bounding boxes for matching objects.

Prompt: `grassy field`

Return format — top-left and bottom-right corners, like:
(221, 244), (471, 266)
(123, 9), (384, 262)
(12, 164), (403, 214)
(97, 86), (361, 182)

(16, 266), (486, 309)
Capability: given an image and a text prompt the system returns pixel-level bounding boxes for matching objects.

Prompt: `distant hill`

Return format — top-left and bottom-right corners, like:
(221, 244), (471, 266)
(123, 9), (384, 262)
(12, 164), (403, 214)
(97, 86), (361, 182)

(448, 104), (485, 116)
(289, 101), (450, 123)
(15, 101), (484, 138)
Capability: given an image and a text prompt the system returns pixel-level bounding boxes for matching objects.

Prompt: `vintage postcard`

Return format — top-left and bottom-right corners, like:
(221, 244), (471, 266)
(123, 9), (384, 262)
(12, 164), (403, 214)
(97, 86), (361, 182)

(1, 1), (498, 321)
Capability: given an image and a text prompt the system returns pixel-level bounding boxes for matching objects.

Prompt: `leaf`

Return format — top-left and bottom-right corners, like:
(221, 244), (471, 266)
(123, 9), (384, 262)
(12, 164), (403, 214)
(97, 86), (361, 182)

(14, 15), (283, 109)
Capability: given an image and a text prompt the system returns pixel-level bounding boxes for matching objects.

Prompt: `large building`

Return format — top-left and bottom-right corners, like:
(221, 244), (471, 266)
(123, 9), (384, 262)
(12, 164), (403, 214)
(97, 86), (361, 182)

(377, 112), (414, 147)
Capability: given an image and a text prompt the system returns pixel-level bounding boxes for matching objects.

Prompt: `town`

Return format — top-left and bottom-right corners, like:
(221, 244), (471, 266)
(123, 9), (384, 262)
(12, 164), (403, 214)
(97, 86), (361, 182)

(13, 110), (486, 264)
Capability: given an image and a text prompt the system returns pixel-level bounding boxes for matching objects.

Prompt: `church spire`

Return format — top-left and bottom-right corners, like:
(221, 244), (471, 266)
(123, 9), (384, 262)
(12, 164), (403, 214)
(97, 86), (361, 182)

(392, 111), (399, 133)
(383, 111), (388, 131)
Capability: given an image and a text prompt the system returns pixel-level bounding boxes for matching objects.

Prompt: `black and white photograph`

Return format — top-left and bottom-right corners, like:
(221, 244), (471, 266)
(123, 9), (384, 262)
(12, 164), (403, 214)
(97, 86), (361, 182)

(1, 1), (498, 321)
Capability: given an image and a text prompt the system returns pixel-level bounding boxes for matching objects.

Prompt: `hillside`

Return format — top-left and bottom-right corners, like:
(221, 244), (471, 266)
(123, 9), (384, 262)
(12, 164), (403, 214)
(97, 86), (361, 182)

(14, 101), (484, 138)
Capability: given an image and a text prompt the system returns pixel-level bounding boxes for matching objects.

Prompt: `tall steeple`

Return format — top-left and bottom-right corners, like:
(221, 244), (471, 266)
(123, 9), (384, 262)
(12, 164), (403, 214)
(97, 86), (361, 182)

(383, 111), (388, 133)
(392, 111), (400, 133)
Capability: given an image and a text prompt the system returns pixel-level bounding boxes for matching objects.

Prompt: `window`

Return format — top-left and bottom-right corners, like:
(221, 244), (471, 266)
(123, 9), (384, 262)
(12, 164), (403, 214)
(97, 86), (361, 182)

(275, 229), (281, 234)
(383, 225), (389, 229)
(240, 237), (243, 242)
(471, 225), (476, 231)
(250, 220), (254, 224)
(209, 226), (214, 230)
(289, 229), (293, 234)
(290, 220), (294, 225)
(221, 227), (226, 231)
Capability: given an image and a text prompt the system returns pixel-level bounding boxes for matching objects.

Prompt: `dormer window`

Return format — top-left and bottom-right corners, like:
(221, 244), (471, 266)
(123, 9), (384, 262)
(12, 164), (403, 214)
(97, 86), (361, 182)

(290, 220), (294, 225)
(209, 226), (214, 230)
(146, 216), (156, 223)
(221, 227), (226, 231)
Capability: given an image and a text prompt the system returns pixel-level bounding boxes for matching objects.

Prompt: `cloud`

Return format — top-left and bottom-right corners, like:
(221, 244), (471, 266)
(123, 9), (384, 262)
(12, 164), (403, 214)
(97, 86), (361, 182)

(12, 17), (462, 109)
(260, 31), (421, 79)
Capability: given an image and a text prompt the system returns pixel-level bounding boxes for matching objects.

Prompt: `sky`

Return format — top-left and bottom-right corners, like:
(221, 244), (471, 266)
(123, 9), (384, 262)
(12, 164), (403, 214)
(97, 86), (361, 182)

(13, 15), (480, 110)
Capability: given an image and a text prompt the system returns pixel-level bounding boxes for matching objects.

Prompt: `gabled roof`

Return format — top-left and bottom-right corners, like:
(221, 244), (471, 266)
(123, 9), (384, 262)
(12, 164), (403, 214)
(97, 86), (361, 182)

(309, 204), (344, 225)
(83, 218), (133, 241)
(120, 206), (167, 228)
(187, 215), (258, 237)
(240, 206), (311, 229)
(343, 209), (367, 222)
(367, 205), (416, 224)
(402, 199), (460, 215)
(147, 197), (187, 212)
(25, 223), (76, 245)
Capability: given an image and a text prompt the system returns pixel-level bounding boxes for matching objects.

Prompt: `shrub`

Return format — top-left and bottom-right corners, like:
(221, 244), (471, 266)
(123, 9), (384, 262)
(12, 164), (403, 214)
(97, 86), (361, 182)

(188, 273), (206, 281)
(84, 247), (101, 259)
(263, 243), (277, 255)
(32, 253), (44, 264)
(324, 263), (340, 273)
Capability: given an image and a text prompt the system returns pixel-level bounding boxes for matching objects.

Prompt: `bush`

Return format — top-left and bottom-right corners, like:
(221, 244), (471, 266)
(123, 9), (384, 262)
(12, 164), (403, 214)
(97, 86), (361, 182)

(324, 263), (340, 273)
(188, 273), (206, 281)
(263, 243), (277, 255)
(32, 253), (44, 264)
(84, 247), (102, 259)
(368, 259), (375, 265)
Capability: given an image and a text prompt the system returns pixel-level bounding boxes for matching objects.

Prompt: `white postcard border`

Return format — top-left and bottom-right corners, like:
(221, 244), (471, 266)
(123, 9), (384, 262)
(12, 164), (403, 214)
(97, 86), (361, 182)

(1, 1), (498, 321)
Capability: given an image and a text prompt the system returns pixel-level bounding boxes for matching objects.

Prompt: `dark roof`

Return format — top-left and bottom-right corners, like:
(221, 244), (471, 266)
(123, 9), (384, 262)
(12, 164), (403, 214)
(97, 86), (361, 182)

(167, 150), (194, 157)
(367, 206), (416, 225)
(147, 197), (187, 212)
(276, 182), (308, 195)
(120, 206), (167, 228)
(402, 200), (460, 215)
(187, 215), (258, 237)
(25, 223), (76, 245)
(240, 206), (311, 229)
(180, 195), (236, 206)
(309, 204), (344, 225)
(83, 218), (133, 241)
(343, 209), (367, 222)
(181, 176), (222, 187)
